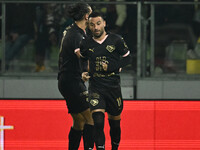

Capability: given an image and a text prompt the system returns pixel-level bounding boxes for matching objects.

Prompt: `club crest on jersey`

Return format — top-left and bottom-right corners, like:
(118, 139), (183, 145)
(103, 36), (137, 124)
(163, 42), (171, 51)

(106, 45), (115, 53)
(90, 99), (99, 106)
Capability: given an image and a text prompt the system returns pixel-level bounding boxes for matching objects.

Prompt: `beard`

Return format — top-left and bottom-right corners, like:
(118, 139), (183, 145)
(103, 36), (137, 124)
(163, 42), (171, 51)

(93, 29), (104, 38)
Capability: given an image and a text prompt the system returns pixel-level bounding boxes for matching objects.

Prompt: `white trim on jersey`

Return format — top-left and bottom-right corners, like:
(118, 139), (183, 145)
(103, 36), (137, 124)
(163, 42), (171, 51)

(123, 50), (130, 57)
(93, 35), (108, 44)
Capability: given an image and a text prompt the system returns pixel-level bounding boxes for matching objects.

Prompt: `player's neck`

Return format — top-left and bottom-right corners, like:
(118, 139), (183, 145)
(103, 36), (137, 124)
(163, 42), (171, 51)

(75, 20), (87, 33)
(94, 31), (107, 41)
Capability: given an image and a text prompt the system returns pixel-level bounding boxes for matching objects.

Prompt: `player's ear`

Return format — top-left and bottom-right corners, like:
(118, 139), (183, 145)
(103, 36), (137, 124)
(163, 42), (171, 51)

(85, 14), (88, 20)
(86, 6), (92, 20)
(103, 20), (106, 27)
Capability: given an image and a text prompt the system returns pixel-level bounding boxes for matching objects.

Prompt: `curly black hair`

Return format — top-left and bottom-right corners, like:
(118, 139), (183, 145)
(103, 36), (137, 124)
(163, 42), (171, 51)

(67, 2), (91, 21)
(89, 11), (106, 20)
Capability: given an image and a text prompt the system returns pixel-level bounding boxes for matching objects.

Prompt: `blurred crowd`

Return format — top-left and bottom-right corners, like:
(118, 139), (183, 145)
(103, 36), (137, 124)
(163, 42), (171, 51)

(0, 0), (200, 73)
(4, 3), (72, 72)
(1, 1), (134, 72)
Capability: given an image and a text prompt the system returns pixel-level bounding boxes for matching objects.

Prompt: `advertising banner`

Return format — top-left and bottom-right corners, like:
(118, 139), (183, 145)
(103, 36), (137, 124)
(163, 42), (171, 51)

(0, 100), (200, 149)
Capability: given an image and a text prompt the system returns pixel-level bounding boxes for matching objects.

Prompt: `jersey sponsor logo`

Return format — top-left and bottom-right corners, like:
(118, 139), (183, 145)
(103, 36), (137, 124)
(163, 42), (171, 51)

(93, 72), (115, 77)
(106, 45), (115, 53)
(90, 99), (99, 106)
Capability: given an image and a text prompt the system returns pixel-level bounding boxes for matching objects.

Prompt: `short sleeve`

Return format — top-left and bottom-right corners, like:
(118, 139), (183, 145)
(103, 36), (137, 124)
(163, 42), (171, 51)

(73, 32), (83, 50)
(80, 38), (89, 58)
(116, 36), (129, 56)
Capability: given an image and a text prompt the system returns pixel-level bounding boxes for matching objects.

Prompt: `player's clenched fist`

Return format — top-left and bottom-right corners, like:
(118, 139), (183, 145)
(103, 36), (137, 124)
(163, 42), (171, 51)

(82, 72), (90, 82)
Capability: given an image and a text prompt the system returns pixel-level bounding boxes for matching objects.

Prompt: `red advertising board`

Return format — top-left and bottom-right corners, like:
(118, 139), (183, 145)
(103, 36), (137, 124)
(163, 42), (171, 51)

(1, 100), (200, 150)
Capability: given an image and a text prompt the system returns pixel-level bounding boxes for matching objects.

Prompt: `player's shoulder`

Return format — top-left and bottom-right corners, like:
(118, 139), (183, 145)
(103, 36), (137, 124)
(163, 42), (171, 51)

(64, 24), (74, 33)
(108, 32), (123, 40)
(83, 35), (93, 42)
(65, 24), (81, 35)
(81, 35), (92, 46)
(63, 25), (74, 37)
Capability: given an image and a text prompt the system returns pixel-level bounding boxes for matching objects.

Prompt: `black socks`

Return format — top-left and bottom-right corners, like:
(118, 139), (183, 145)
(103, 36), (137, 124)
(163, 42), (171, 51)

(83, 124), (94, 150)
(109, 119), (121, 150)
(92, 112), (105, 150)
(68, 127), (82, 150)
(81, 113), (121, 150)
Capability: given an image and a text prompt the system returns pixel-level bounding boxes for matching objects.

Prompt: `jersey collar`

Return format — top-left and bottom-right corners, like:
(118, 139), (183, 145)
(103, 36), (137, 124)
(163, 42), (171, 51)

(93, 34), (108, 44)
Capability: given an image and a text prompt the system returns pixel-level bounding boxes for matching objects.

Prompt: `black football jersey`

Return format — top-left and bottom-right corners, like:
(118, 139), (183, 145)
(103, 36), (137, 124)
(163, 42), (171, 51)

(58, 24), (86, 78)
(80, 33), (129, 88)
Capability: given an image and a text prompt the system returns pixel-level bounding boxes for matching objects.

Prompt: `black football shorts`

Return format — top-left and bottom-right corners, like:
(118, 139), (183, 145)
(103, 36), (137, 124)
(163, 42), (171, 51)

(58, 74), (89, 114)
(88, 86), (123, 116)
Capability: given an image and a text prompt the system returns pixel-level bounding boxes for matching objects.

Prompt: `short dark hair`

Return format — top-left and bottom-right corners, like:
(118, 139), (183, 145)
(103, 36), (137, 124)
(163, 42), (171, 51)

(67, 2), (90, 21)
(89, 12), (105, 20)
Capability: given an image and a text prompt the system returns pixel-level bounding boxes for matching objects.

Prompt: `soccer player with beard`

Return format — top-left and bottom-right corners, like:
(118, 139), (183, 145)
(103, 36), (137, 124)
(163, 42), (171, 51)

(80, 12), (131, 150)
